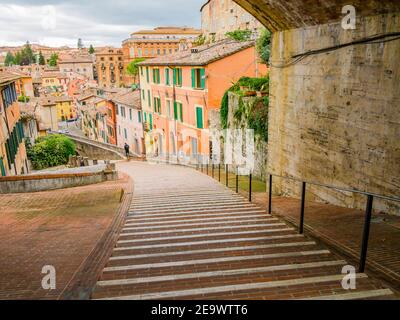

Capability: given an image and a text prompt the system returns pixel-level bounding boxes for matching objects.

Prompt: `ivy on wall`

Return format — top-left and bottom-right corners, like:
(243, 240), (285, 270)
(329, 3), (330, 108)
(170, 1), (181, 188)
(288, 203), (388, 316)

(220, 76), (269, 142)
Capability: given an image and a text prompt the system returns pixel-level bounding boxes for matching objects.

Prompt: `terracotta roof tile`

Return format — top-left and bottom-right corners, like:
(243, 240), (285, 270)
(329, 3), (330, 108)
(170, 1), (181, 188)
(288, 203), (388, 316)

(138, 39), (255, 66)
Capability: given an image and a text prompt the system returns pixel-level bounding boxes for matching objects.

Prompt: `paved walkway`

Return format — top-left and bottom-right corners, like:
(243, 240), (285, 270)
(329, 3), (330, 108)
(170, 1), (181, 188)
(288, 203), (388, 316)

(0, 176), (128, 300)
(92, 162), (396, 300)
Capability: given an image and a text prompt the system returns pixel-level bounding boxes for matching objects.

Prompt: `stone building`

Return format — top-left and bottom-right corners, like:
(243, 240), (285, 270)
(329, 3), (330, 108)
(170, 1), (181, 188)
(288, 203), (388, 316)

(234, 0), (400, 214)
(201, 0), (263, 41)
(58, 55), (94, 80)
(95, 48), (124, 88)
(122, 27), (202, 86)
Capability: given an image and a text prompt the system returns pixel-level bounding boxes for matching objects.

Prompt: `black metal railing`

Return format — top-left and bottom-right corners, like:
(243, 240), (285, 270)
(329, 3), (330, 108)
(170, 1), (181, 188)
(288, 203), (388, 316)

(267, 173), (400, 273)
(196, 163), (254, 202)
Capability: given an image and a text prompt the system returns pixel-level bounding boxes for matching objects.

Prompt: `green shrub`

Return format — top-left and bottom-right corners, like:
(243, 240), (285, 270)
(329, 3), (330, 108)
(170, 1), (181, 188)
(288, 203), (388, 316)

(27, 134), (76, 170)
(256, 28), (271, 65)
(226, 30), (253, 42)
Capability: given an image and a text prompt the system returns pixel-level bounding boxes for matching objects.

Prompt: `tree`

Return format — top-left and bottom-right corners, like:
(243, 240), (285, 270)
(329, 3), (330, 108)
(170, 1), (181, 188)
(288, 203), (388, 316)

(27, 135), (76, 170)
(88, 44), (95, 54)
(14, 52), (22, 66)
(4, 52), (15, 66)
(126, 58), (146, 84)
(256, 28), (271, 65)
(38, 51), (46, 65)
(77, 38), (84, 49)
(48, 53), (59, 67)
(20, 41), (35, 65)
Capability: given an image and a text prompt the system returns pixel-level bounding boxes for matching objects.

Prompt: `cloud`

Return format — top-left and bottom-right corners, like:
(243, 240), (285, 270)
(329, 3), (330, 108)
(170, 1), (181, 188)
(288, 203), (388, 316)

(0, 0), (204, 47)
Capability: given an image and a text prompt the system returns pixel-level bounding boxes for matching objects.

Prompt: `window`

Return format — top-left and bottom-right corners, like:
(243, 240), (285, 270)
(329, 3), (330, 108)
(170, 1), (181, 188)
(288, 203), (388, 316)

(1, 83), (17, 109)
(173, 68), (182, 87)
(142, 89), (145, 100)
(124, 128), (128, 139)
(129, 108), (132, 120)
(147, 90), (151, 108)
(138, 48), (142, 57)
(174, 101), (183, 122)
(196, 106), (204, 129)
(192, 68), (205, 89)
(166, 100), (171, 118)
(165, 68), (170, 86)
(149, 113), (153, 129)
(153, 97), (161, 113)
(146, 67), (150, 82)
(152, 68), (160, 84)
(138, 111), (142, 123)
(107, 125), (114, 137)
(120, 106), (126, 118)
(157, 49), (161, 55)
(140, 67), (144, 76)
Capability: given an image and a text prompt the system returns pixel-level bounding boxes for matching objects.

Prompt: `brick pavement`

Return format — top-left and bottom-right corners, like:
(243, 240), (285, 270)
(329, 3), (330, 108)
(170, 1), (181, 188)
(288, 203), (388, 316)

(0, 174), (129, 300)
(92, 162), (396, 300)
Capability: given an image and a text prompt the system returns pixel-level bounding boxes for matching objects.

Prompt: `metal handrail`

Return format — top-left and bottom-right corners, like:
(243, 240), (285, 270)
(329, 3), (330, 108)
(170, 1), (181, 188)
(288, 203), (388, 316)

(268, 173), (400, 203)
(266, 172), (400, 273)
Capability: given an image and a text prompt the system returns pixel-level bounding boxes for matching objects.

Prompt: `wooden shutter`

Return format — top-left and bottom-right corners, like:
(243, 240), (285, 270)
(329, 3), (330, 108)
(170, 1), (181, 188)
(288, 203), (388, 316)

(200, 68), (206, 89)
(174, 102), (178, 120)
(191, 69), (196, 88)
(196, 107), (203, 129)
(179, 103), (183, 122)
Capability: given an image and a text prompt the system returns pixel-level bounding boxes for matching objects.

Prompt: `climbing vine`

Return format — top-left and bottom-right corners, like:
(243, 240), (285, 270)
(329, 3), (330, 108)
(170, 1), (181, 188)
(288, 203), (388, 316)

(220, 76), (270, 139)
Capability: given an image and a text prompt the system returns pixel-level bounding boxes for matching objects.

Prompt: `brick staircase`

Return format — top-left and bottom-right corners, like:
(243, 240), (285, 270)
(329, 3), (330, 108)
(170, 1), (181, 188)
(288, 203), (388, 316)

(91, 162), (395, 300)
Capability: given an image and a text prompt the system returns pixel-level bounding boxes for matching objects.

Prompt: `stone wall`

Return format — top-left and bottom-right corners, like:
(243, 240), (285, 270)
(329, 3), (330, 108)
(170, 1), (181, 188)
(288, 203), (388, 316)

(208, 93), (268, 181)
(268, 12), (400, 215)
(0, 171), (118, 194)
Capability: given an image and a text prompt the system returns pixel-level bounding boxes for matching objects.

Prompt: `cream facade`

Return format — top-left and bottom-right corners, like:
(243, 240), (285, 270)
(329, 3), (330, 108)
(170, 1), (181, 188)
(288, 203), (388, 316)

(201, 0), (263, 41)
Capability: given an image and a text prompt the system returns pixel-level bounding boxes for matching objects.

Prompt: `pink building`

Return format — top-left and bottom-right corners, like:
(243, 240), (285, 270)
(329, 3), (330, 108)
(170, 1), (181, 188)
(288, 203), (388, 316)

(114, 90), (145, 155)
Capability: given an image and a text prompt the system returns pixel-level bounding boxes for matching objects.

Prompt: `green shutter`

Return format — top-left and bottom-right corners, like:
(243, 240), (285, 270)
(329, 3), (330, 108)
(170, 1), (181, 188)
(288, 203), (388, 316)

(149, 113), (153, 129)
(173, 68), (177, 85)
(165, 68), (170, 85)
(178, 69), (182, 86)
(154, 97), (157, 112)
(144, 112), (147, 122)
(146, 67), (149, 82)
(148, 90), (151, 107)
(196, 107), (203, 129)
(200, 68), (206, 89)
(191, 68), (196, 88)
(179, 103), (183, 122)
(0, 157), (6, 176)
(174, 102), (178, 120)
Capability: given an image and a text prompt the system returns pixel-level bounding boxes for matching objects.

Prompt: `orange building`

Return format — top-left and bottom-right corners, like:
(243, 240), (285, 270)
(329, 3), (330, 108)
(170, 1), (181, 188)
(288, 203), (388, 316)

(0, 72), (29, 176)
(122, 27), (202, 86)
(95, 48), (124, 88)
(138, 40), (267, 162)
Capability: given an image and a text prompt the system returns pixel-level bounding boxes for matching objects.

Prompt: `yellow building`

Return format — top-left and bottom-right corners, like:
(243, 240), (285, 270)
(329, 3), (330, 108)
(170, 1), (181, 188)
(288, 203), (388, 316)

(55, 96), (75, 121)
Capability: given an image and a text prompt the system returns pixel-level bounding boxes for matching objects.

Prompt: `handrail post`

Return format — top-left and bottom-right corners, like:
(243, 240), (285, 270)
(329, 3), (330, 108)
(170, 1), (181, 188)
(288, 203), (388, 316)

(236, 169), (239, 193)
(249, 173), (252, 202)
(218, 164), (221, 182)
(359, 195), (374, 273)
(225, 164), (229, 187)
(299, 182), (306, 234)
(206, 162), (209, 176)
(212, 164), (215, 178)
(268, 174), (273, 214)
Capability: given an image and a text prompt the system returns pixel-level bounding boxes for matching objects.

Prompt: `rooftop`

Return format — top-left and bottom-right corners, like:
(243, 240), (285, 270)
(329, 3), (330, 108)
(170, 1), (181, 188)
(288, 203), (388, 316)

(138, 39), (255, 66)
(0, 71), (20, 85)
(131, 27), (202, 36)
(112, 90), (141, 108)
(59, 55), (93, 64)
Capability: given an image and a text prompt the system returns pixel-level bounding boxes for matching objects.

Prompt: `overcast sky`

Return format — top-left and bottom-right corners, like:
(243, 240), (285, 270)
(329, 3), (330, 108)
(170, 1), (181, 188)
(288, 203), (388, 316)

(0, 0), (205, 48)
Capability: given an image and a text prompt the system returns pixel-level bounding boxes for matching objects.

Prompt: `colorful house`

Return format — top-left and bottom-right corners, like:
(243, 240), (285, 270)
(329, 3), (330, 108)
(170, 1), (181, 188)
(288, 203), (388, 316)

(113, 90), (144, 155)
(38, 96), (58, 136)
(55, 96), (76, 121)
(0, 72), (29, 176)
(138, 39), (267, 162)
